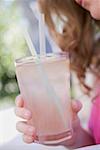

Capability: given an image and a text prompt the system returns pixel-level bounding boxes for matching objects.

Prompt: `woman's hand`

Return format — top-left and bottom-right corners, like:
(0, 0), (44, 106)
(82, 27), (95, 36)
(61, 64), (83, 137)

(15, 95), (82, 144)
(15, 95), (36, 143)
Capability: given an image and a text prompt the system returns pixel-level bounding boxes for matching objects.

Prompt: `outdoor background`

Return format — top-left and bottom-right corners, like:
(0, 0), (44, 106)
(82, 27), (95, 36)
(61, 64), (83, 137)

(0, 0), (39, 110)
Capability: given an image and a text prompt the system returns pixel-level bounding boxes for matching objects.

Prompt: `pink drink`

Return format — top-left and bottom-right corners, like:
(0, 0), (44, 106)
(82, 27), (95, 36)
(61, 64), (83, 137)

(15, 53), (73, 145)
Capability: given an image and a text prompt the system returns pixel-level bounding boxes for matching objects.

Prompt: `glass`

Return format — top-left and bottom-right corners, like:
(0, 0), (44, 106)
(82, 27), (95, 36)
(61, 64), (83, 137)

(15, 53), (73, 145)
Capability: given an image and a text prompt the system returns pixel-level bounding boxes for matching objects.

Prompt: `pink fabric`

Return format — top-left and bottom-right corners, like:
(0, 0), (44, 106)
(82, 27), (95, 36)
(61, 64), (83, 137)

(88, 89), (100, 144)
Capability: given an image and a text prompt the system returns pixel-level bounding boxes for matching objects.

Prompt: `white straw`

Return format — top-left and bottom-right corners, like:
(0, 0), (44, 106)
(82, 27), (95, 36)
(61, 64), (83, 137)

(23, 27), (38, 58)
(39, 13), (46, 57)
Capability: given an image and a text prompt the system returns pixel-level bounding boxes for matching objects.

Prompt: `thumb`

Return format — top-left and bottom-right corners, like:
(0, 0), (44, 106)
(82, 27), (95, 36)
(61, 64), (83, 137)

(71, 100), (82, 113)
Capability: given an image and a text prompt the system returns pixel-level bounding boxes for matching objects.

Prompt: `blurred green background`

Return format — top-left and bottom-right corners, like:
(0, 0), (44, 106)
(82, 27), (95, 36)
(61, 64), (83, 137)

(0, 0), (28, 109)
(0, 0), (49, 109)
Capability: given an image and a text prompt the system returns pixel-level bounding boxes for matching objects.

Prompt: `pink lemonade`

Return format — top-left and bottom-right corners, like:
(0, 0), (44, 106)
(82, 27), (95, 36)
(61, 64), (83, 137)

(15, 53), (73, 145)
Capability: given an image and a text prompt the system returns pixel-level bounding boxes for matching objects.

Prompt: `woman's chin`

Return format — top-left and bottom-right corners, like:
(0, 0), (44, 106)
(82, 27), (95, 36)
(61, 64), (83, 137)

(90, 10), (100, 20)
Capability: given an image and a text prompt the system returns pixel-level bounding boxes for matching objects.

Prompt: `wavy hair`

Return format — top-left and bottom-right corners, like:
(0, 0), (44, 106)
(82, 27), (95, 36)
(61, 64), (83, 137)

(38, 0), (100, 93)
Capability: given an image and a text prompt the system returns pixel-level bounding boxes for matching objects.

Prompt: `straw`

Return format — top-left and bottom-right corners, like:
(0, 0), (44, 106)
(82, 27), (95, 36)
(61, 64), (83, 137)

(23, 27), (38, 58)
(30, 2), (55, 54)
(39, 13), (46, 57)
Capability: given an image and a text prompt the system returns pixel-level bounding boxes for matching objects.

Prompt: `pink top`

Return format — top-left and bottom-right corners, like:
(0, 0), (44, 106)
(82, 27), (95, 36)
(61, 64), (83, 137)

(88, 87), (100, 144)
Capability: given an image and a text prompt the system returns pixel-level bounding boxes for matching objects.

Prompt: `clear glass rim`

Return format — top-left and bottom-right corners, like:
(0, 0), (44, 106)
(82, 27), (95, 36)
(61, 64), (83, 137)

(15, 52), (68, 67)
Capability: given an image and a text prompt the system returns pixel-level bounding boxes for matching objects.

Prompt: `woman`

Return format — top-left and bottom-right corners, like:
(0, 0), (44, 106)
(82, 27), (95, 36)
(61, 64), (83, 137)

(15, 0), (100, 149)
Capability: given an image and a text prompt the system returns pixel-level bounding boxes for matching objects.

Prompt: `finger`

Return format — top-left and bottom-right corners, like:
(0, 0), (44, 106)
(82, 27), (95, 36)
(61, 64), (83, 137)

(71, 100), (82, 113)
(15, 107), (32, 120)
(23, 134), (35, 144)
(16, 121), (35, 136)
(15, 94), (24, 107)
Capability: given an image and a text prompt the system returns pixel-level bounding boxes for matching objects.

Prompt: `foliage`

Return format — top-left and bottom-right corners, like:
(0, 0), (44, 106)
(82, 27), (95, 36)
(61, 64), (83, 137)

(0, 0), (28, 102)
